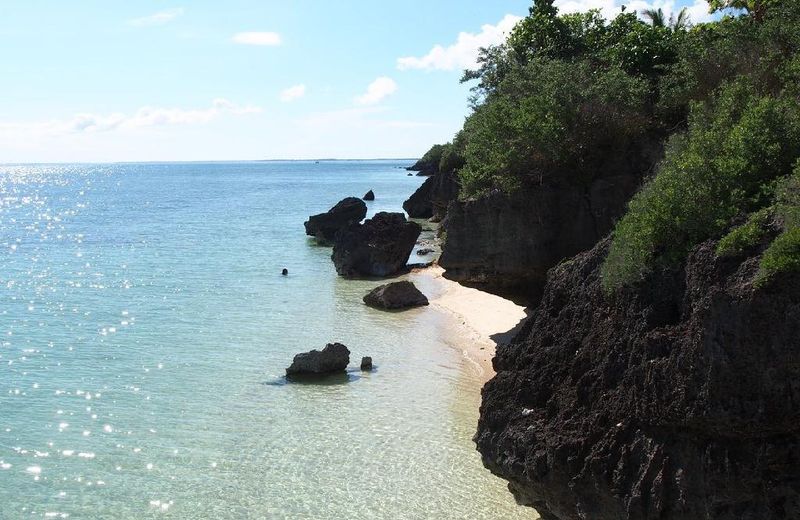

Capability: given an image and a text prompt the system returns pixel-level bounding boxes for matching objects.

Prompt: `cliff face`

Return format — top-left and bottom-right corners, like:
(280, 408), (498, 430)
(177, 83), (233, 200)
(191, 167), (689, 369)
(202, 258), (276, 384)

(403, 169), (460, 222)
(440, 174), (639, 302)
(475, 236), (800, 520)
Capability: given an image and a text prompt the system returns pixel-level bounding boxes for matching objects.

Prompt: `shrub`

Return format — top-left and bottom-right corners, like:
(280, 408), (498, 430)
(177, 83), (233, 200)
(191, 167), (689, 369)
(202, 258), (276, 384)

(756, 227), (800, 285)
(458, 58), (650, 197)
(716, 207), (771, 257)
(601, 81), (800, 291)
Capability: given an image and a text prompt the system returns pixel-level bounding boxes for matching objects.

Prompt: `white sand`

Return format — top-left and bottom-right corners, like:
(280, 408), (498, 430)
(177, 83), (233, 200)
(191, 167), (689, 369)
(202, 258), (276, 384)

(409, 265), (528, 379)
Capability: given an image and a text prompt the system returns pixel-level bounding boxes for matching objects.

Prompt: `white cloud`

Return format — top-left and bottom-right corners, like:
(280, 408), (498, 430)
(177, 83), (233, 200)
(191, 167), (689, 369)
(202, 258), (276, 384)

(354, 77), (398, 106)
(554, 0), (713, 24)
(298, 106), (431, 131)
(397, 14), (522, 72)
(280, 84), (307, 102)
(0, 99), (261, 138)
(128, 8), (184, 27)
(232, 32), (282, 46)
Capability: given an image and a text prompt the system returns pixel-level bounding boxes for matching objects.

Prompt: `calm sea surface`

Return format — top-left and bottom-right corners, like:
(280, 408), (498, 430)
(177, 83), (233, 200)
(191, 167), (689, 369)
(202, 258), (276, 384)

(0, 161), (529, 519)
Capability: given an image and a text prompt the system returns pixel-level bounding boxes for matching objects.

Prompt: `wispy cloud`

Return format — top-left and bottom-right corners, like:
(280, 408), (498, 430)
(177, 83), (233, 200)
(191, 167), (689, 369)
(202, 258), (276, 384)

(280, 84), (307, 102)
(298, 106), (431, 130)
(128, 8), (185, 27)
(354, 77), (398, 106)
(0, 99), (261, 138)
(232, 32), (282, 46)
(397, 14), (521, 72)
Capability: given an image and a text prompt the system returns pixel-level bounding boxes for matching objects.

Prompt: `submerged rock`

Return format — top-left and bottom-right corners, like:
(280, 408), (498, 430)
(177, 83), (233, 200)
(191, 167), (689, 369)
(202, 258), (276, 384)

(363, 190), (375, 201)
(475, 236), (800, 520)
(416, 248), (434, 256)
(363, 280), (429, 310)
(286, 343), (350, 376)
(360, 357), (373, 371)
(304, 197), (367, 244)
(332, 212), (421, 278)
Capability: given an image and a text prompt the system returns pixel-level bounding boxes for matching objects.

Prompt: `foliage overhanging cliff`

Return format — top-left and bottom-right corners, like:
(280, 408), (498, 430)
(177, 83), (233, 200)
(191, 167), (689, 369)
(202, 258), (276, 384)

(417, 0), (799, 298)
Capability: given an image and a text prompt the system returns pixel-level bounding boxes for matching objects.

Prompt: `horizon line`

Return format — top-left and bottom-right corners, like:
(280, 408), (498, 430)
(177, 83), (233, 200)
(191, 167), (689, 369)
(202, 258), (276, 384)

(0, 158), (419, 166)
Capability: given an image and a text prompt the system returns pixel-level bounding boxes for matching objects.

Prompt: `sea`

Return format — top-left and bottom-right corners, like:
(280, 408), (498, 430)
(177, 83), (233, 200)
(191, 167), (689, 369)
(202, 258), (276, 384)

(0, 161), (530, 519)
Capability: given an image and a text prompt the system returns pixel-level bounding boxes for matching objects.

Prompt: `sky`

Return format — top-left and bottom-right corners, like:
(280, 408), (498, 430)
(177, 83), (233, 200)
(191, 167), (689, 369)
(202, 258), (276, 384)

(0, 0), (714, 163)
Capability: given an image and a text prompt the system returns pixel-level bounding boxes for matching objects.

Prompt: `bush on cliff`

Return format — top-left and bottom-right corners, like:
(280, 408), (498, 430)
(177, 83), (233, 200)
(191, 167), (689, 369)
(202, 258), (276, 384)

(456, 2), (690, 198)
(601, 80), (800, 290)
(459, 58), (650, 195)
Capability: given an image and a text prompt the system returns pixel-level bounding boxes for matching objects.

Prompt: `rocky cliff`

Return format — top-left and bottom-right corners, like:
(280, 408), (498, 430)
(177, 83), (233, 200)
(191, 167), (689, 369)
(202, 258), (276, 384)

(475, 235), (800, 520)
(402, 169), (460, 222)
(440, 174), (639, 302)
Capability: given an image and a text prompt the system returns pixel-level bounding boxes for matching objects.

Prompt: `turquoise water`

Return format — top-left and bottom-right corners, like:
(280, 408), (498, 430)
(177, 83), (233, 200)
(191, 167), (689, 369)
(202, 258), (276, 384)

(0, 162), (528, 519)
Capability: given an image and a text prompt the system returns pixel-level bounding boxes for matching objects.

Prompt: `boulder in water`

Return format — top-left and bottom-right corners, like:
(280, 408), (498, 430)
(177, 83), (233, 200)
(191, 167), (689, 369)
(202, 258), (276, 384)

(304, 197), (367, 245)
(285, 343), (350, 376)
(363, 281), (429, 310)
(360, 357), (373, 371)
(363, 190), (375, 201)
(332, 212), (421, 277)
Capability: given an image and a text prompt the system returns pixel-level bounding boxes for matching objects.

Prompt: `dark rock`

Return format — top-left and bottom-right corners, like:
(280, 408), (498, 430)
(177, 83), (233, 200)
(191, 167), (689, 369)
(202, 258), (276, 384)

(281, 268), (288, 276)
(363, 280), (429, 310)
(332, 212), (421, 277)
(403, 169), (460, 221)
(363, 190), (375, 201)
(360, 357), (373, 371)
(440, 175), (640, 303)
(417, 248), (434, 256)
(304, 197), (367, 244)
(475, 236), (800, 520)
(286, 343), (350, 376)
(407, 173), (413, 176)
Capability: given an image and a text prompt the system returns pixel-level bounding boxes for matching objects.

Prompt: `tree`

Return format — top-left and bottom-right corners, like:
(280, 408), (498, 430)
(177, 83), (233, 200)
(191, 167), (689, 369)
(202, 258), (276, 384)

(708, 0), (778, 22)
(643, 8), (666, 27)
(670, 8), (690, 30)
(643, 7), (690, 30)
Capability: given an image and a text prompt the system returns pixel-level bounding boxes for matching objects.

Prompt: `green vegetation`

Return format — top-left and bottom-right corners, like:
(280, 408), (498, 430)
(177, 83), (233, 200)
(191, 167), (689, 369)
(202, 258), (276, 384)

(716, 208), (771, 258)
(427, 0), (800, 290)
(757, 228), (800, 285)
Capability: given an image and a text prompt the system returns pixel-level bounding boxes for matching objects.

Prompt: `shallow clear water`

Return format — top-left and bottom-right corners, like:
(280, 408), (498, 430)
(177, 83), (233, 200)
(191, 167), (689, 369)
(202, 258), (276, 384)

(0, 161), (529, 519)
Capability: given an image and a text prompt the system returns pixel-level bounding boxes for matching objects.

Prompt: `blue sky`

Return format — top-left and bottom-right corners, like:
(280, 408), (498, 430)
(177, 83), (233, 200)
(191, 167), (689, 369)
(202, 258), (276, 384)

(0, 0), (713, 162)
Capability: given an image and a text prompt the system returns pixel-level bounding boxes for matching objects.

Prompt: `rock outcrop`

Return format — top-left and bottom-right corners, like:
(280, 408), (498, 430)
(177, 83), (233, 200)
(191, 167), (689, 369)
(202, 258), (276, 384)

(363, 190), (375, 201)
(286, 343), (350, 376)
(360, 357), (373, 371)
(332, 212), (421, 278)
(363, 280), (429, 310)
(440, 174), (640, 303)
(402, 169), (460, 221)
(304, 197), (367, 244)
(475, 236), (800, 520)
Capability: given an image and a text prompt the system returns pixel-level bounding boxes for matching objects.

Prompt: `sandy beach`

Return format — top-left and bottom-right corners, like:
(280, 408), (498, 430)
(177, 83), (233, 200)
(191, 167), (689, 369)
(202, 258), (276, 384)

(410, 265), (529, 380)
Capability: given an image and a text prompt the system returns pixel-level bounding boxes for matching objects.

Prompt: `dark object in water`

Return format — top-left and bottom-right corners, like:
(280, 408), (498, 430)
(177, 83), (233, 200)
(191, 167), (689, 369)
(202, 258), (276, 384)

(286, 343), (350, 376)
(361, 357), (373, 371)
(363, 281), (429, 310)
(363, 190), (375, 201)
(281, 268), (288, 276)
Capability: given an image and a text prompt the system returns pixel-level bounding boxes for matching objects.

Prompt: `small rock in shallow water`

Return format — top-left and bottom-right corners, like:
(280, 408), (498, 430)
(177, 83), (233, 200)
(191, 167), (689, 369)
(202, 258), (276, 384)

(286, 343), (350, 376)
(363, 281), (429, 310)
(363, 190), (375, 201)
(281, 268), (288, 275)
(416, 248), (434, 256)
(360, 357), (373, 371)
